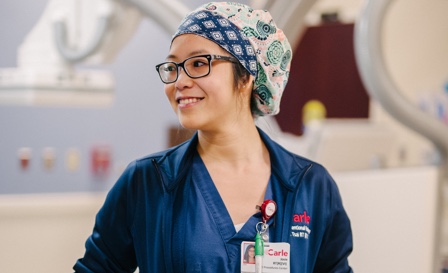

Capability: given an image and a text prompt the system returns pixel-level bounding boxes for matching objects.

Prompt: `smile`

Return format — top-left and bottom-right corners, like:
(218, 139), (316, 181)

(177, 97), (204, 106)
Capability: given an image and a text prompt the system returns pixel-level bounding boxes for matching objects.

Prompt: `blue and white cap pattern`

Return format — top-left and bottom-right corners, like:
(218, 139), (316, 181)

(174, 10), (258, 77)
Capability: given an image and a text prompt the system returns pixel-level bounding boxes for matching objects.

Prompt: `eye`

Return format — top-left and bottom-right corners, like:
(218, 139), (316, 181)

(192, 60), (207, 67)
(164, 64), (177, 72)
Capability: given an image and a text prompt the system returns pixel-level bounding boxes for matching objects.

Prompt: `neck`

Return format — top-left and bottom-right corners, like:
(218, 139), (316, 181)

(197, 124), (267, 167)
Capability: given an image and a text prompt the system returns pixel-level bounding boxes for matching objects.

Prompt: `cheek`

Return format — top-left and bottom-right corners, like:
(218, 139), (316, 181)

(164, 84), (175, 100)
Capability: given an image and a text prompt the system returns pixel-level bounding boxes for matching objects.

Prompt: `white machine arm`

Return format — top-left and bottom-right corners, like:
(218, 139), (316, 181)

(53, 2), (113, 63)
(354, 1), (448, 272)
(0, 0), (192, 106)
(51, 0), (191, 65)
(52, 0), (191, 64)
(354, 0), (448, 161)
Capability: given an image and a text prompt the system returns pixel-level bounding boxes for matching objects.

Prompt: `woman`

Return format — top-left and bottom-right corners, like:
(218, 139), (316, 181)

(243, 244), (256, 264)
(74, 2), (353, 273)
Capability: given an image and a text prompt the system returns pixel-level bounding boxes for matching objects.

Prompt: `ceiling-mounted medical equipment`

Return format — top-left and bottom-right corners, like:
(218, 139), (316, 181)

(0, 0), (143, 107)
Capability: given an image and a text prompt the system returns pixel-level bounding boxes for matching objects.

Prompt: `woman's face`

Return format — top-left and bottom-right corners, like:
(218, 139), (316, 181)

(164, 34), (247, 132)
(248, 246), (255, 258)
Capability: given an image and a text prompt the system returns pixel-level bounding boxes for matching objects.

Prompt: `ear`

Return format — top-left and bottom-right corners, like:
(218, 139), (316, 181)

(239, 75), (255, 94)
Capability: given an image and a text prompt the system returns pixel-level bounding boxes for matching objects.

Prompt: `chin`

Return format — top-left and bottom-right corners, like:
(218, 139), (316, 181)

(178, 117), (201, 131)
(177, 113), (219, 132)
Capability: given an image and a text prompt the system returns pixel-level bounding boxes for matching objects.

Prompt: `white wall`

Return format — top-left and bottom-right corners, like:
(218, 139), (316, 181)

(0, 193), (105, 272)
(335, 166), (440, 273)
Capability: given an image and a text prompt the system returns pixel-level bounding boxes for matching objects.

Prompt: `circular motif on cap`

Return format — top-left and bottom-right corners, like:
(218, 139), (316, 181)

(256, 20), (276, 40)
(281, 50), (292, 71)
(267, 40), (284, 65)
(255, 84), (271, 104)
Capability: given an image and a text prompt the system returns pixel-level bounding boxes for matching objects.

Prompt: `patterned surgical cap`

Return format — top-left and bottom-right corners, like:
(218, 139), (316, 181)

(173, 2), (292, 116)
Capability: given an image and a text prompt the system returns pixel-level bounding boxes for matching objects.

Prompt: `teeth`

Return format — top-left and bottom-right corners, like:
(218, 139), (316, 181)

(178, 98), (201, 105)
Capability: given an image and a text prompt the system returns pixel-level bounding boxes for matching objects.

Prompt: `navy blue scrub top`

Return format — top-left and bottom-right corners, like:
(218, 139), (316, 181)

(173, 152), (275, 272)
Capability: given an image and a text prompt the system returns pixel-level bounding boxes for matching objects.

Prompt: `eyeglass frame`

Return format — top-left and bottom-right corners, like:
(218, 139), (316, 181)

(155, 54), (238, 84)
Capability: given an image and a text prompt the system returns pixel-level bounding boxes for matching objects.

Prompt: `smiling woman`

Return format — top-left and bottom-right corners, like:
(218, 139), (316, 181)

(74, 2), (353, 273)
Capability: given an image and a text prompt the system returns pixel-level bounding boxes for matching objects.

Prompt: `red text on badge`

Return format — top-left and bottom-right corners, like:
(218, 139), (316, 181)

(267, 249), (289, 257)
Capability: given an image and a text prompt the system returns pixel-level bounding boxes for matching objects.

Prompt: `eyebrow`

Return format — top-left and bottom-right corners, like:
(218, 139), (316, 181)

(166, 50), (209, 60)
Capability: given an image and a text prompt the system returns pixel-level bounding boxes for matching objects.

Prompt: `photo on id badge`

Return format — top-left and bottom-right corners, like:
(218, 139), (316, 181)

(241, 242), (256, 272)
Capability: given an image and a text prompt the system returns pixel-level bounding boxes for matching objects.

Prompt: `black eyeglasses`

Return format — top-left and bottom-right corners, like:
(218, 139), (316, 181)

(155, 54), (238, 84)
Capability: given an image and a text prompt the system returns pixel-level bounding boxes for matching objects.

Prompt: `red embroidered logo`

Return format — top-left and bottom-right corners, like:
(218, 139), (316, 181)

(291, 211), (312, 239)
(293, 211), (310, 224)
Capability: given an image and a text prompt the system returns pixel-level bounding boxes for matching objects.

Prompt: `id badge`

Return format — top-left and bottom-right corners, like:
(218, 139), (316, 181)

(240, 241), (290, 273)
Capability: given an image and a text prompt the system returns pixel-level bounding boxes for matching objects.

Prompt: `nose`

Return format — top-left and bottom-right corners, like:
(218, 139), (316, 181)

(175, 66), (193, 90)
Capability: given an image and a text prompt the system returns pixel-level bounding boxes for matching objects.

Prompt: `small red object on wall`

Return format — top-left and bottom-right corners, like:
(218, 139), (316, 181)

(18, 147), (32, 171)
(91, 145), (111, 178)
